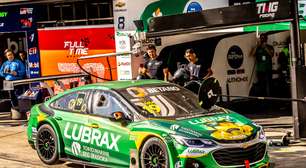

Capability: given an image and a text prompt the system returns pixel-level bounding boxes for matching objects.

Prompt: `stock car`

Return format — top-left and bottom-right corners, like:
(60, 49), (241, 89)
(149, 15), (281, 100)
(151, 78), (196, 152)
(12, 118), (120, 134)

(27, 80), (270, 168)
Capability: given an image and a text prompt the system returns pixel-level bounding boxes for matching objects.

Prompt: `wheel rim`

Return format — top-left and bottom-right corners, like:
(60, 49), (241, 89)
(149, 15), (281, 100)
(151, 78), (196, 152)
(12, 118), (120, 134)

(143, 144), (166, 168)
(37, 129), (56, 160)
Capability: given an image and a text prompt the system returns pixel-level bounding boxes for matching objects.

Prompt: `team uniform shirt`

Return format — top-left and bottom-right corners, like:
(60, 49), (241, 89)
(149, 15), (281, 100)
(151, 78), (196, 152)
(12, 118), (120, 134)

(145, 57), (167, 80)
(255, 46), (273, 73)
(0, 59), (26, 80)
(186, 60), (208, 80)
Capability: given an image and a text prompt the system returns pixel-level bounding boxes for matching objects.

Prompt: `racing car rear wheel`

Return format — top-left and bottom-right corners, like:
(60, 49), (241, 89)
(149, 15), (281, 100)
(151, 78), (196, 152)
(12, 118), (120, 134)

(140, 137), (169, 168)
(36, 124), (59, 165)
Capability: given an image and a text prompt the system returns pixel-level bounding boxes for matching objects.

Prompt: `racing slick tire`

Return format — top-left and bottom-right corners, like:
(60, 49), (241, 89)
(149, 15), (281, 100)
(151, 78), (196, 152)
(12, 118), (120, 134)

(35, 124), (59, 165)
(140, 137), (169, 168)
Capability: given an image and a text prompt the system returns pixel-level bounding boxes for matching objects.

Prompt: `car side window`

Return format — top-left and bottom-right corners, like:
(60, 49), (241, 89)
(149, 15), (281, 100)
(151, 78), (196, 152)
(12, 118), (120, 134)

(50, 90), (90, 113)
(92, 91), (129, 118)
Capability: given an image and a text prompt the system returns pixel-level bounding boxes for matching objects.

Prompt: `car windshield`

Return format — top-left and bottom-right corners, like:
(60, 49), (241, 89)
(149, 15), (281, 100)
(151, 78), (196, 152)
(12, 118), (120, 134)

(118, 84), (207, 118)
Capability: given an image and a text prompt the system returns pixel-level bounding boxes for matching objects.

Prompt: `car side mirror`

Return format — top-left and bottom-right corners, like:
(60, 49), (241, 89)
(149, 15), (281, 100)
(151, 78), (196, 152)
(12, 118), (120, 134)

(111, 111), (130, 127)
(112, 111), (124, 120)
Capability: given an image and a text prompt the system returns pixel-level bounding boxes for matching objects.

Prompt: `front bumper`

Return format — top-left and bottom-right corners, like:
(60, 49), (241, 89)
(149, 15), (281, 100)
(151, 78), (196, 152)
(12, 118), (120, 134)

(173, 141), (269, 168)
(176, 151), (269, 168)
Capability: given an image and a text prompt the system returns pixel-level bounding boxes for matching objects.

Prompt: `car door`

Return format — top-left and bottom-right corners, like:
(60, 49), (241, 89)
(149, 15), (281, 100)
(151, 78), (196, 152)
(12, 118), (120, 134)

(49, 90), (92, 161)
(88, 90), (132, 167)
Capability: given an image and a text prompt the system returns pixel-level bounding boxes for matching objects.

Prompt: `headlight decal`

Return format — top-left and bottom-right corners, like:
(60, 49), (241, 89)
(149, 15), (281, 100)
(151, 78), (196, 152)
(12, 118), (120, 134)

(171, 135), (217, 148)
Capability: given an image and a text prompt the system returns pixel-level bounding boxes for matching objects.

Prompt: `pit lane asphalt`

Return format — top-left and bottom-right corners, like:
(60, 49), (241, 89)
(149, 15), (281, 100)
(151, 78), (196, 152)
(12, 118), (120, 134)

(0, 112), (306, 167)
(2, 125), (306, 168)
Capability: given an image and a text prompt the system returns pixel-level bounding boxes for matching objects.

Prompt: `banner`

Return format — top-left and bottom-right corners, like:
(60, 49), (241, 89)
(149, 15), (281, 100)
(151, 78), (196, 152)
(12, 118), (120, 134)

(113, 0), (228, 31)
(147, 0), (291, 37)
(229, 0), (255, 6)
(38, 26), (116, 80)
(0, 4), (40, 78)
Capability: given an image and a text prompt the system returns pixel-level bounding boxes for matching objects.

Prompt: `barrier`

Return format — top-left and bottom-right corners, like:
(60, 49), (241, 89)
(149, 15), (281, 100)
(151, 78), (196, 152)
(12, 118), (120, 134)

(1, 73), (89, 120)
(194, 77), (306, 110)
(2, 73), (89, 93)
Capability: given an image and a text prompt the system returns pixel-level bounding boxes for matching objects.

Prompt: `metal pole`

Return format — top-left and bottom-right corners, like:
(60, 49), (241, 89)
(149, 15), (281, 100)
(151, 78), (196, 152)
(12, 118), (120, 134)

(78, 52), (132, 60)
(290, 0), (301, 139)
(2, 73), (89, 91)
(219, 95), (306, 103)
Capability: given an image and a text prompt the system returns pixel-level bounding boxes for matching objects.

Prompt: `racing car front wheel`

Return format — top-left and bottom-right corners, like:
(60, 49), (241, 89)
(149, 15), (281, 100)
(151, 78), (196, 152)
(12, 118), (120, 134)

(36, 124), (59, 165)
(140, 137), (169, 168)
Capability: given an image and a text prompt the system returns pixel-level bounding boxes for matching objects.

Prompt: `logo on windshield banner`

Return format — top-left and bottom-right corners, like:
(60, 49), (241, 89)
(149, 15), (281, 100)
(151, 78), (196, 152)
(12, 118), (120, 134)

(256, 1), (279, 19)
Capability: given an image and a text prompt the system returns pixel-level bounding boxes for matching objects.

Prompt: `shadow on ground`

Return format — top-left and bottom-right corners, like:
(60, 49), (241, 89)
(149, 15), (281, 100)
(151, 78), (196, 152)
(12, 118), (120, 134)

(0, 112), (27, 127)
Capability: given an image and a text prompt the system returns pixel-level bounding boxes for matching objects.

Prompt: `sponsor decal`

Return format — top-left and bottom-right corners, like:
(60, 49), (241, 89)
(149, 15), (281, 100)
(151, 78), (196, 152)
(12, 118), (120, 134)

(115, 1), (126, 8)
(187, 2), (203, 13)
(0, 23), (4, 27)
(227, 45), (243, 69)
(119, 70), (131, 76)
(82, 145), (109, 161)
(118, 39), (127, 50)
(152, 8), (163, 17)
(68, 94), (87, 112)
(30, 71), (39, 75)
(227, 76), (248, 83)
(29, 33), (35, 42)
(170, 124), (202, 137)
(226, 45), (247, 83)
(28, 62), (39, 68)
(229, 0), (254, 6)
(170, 124), (180, 131)
(210, 122), (253, 140)
(190, 115), (254, 140)
(20, 8), (33, 15)
(114, 0), (127, 12)
(118, 62), (131, 66)
(20, 17), (33, 28)
(127, 87), (148, 98)
(71, 141), (81, 156)
(57, 63), (105, 78)
(257, 1), (279, 19)
(207, 89), (217, 99)
(131, 94), (176, 117)
(64, 40), (89, 57)
(142, 101), (161, 115)
(71, 142), (110, 161)
(179, 127), (202, 137)
(28, 47), (37, 55)
(299, 0), (306, 18)
(146, 86), (180, 94)
(64, 122), (121, 152)
(189, 116), (233, 125)
(179, 147), (210, 158)
(0, 11), (8, 17)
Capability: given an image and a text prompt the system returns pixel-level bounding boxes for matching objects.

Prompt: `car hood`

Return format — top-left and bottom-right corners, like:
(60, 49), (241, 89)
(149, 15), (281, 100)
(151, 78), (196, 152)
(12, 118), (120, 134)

(134, 111), (259, 141)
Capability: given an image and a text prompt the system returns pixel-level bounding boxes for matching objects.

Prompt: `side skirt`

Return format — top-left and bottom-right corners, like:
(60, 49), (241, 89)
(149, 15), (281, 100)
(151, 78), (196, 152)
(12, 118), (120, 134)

(60, 157), (107, 168)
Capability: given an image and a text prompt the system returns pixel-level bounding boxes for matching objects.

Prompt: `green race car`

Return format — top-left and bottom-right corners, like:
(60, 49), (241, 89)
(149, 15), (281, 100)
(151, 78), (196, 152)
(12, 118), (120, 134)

(27, 80), (270, 168)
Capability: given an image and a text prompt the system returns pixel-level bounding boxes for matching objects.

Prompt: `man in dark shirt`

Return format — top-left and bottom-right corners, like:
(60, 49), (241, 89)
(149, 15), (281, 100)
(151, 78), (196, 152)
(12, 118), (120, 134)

(138, 44), (169, 81)
(250, 33), (274, 96)
(19, 51), (29, 78)
(184, 48), (213, 80)
(172, 48), (213, 93)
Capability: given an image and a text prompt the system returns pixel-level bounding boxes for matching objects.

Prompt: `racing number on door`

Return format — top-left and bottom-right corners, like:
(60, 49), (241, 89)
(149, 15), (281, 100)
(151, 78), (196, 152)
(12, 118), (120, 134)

(118, 16), (125, 30)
